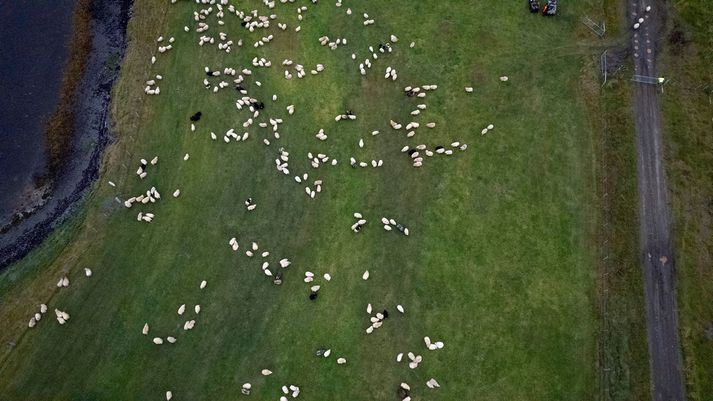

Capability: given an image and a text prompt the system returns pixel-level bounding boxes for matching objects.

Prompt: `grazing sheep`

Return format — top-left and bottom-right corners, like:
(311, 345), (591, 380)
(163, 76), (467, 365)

(54, 309), (69, 324)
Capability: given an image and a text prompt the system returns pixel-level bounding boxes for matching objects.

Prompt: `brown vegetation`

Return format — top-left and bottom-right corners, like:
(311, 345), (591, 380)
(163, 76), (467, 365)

(43, 0), (94, 177)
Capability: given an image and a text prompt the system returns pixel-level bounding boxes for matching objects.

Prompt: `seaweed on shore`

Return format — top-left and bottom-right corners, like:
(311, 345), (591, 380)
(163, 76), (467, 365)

(43, 0), (94, 179)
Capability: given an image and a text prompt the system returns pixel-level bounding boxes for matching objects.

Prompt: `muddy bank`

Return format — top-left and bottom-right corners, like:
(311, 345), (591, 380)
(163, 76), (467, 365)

(0, 0), (134, 269)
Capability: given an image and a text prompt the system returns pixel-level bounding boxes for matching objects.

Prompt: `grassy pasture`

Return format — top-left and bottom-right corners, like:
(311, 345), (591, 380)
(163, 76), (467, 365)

(0, 1), (606, 400)
(660, 1), (713, 399)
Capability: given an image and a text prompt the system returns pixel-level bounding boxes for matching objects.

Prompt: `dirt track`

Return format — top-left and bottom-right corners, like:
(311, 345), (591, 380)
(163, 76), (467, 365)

(629, 1), (686, 400)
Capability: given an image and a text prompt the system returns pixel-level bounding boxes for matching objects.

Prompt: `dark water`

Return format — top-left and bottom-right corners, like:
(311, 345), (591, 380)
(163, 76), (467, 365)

(0, 0), (132, 269)
(0, 0), (76, 219)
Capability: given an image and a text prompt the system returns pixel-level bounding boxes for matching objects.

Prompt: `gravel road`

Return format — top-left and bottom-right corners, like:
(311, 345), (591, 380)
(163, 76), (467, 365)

(629, 1), (686, 400)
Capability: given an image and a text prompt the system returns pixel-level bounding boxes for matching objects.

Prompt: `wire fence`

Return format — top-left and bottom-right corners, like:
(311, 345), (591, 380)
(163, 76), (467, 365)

(582, 16), (606, 37)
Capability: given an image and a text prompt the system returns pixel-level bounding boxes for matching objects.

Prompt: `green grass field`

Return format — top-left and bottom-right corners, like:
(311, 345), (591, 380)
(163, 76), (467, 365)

(0, 1), (620, 400)
(660, 1), (713, 400)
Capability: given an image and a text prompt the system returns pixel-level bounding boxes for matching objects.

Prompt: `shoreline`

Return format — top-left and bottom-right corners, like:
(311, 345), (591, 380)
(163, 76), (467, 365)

(0, 0), (134, 270)
(0, 0), (90, 236)
(43, 0), (93, 178)
(0, 0), (76, 223)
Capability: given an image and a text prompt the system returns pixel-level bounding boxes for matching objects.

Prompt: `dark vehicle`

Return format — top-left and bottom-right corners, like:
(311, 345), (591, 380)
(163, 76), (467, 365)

(528, 0), (539, 13)
(542, 0), (557, 16)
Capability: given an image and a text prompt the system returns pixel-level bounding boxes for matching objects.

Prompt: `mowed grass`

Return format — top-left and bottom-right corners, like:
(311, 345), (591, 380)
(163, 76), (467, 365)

(0, 1), (601, 400)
